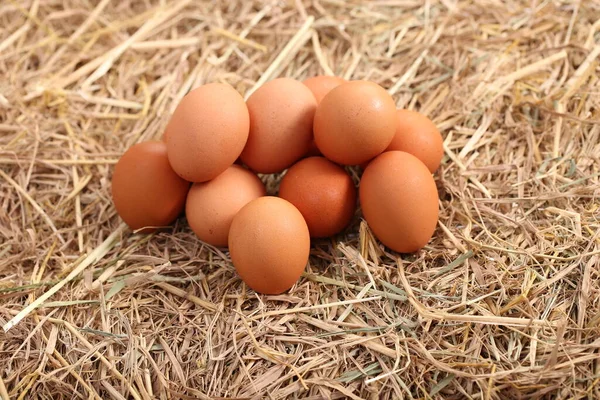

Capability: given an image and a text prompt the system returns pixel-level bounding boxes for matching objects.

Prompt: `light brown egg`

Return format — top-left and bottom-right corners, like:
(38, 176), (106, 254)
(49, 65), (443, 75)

(186, 165), (266, 247)
(228, 197), (310, 295)
(302, 75), (346, 104)
(111, 141), (190, 232)
(387, 109), (443, 173)
(359, 151), (438, 253)
(313, 80), (396, 165)
(279, 157), (356, 238)
(165, 83), (249, 182)
(241, 78), (316, 173)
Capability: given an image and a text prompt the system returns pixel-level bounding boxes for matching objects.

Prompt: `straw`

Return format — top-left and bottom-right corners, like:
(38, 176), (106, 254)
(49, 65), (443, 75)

(1, 0), (599, 398)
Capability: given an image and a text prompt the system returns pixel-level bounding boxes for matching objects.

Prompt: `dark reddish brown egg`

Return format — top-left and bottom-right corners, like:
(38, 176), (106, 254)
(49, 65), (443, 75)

(279, 157), (356, 238)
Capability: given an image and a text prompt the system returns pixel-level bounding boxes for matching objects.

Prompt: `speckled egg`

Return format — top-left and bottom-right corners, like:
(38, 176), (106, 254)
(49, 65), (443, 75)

(111, 141), (190, 232)
(228, 197), (310, 294)
(359, 151), (439, 253)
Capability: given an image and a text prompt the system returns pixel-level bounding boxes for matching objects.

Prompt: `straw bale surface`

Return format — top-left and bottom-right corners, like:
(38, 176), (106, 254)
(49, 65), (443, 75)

(1, 0), (600, 398)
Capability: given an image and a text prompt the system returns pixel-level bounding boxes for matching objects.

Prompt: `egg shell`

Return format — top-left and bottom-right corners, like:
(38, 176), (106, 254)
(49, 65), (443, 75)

(387, 109), (443, 173)
(279, 157), (356, 238)
(111, 141), (190, 232)
(360, 110), (443, 172)
(165, 83), (249, 182)
(302, 75), (346, 104)
(302, 76), (345, 158)
(186, 165), (266, 247)
(359, 151), (439, 253)
(241, 78), (316, 173)
(313, 80), (396, 165)
(228, 196), (310, 295)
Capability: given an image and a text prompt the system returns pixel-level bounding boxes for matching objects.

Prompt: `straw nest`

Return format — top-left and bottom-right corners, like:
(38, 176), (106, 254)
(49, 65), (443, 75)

(1, 0), (599, 399)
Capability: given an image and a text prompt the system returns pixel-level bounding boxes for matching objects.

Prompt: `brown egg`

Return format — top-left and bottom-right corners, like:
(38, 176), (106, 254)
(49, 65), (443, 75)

(279, 157), (356, 238)
(185, 165), (265, 247)
(314, 80), (396, 165)
(302, 75), (346, 104)
(111, 141), (190, 232)
(228, 197), (310, 294)
(360, 110), (443, 172)
(387, 109), (443, 173)
(302, 76), (345, 158)
(241, 78), (316, 173)
(165, 83), (249, 182)
(359, 151), (438, 253)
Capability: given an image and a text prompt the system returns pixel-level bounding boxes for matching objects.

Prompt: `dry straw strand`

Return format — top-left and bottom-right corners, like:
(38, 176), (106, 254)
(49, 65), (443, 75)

(2, 0), (600, 398)
(3, 224), (126, 332)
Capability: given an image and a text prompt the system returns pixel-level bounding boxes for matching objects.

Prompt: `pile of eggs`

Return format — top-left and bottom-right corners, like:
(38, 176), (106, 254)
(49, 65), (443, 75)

(111, 76), (443, 295)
